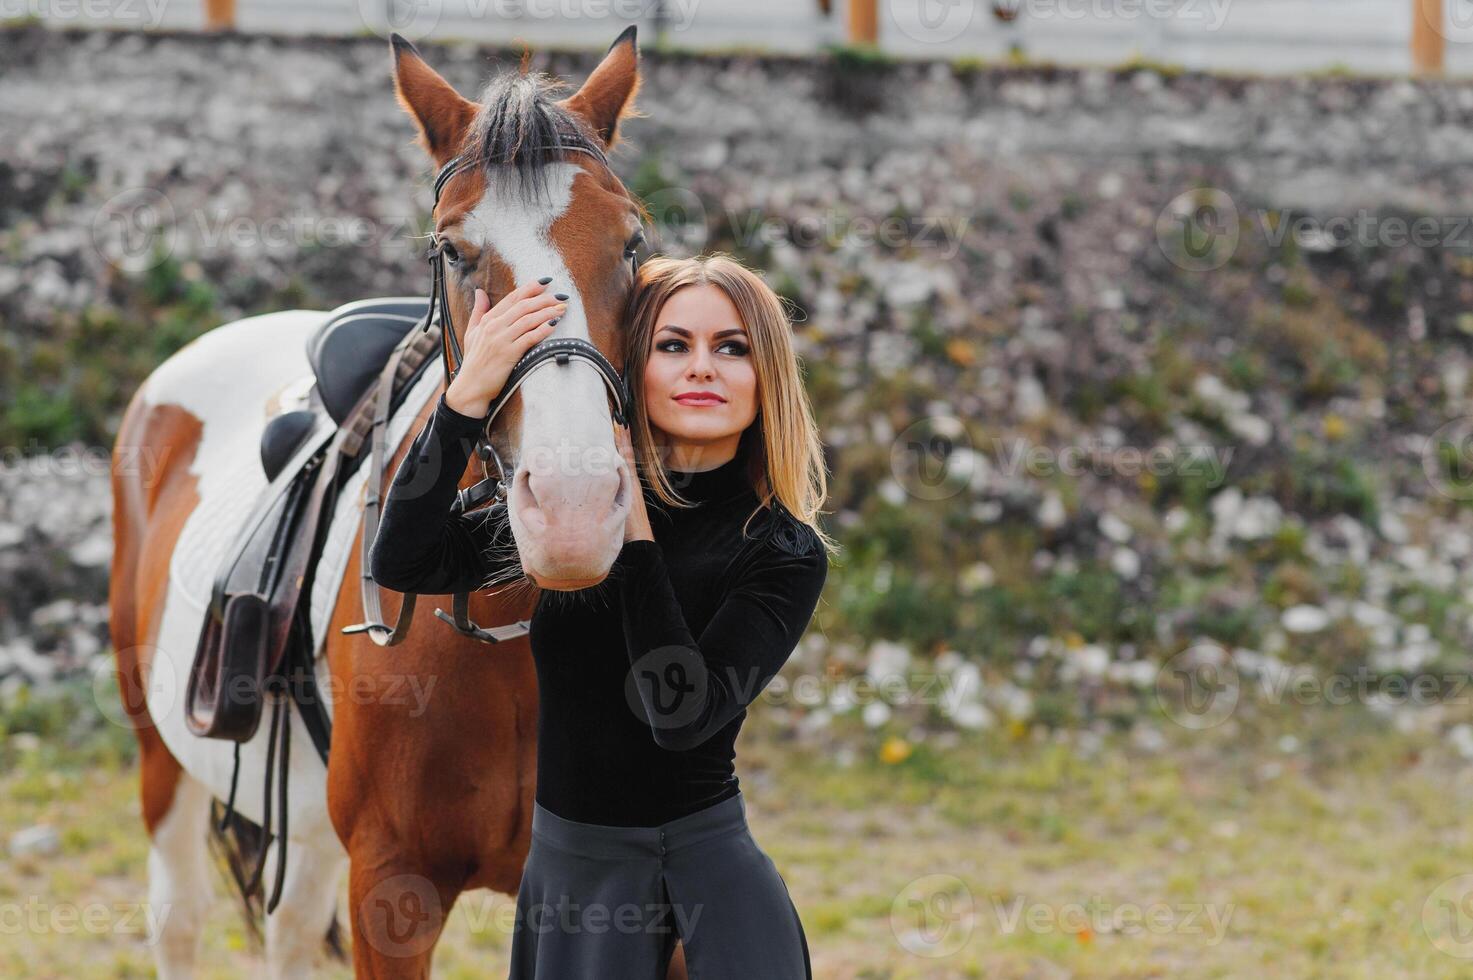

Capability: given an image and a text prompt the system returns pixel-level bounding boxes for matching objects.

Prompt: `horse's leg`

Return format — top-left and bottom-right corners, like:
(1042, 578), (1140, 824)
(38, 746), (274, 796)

(112, 438), (216, 980)
(145, 772), (216, 979)
(347, 852), (462, 979)
(264, 838), (347, 979)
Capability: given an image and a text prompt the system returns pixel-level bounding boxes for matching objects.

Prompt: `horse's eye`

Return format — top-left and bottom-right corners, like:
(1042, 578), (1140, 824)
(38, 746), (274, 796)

(438, 239), (462, 265)
(624, 229), (645, 257)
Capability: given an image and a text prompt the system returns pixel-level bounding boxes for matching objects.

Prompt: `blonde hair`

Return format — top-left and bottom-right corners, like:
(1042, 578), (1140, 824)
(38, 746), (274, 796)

(623, 253), (837, 558)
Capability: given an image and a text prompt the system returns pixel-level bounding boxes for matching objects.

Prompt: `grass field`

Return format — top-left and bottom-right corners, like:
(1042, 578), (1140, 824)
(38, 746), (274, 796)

(4, 692), (1473, 979)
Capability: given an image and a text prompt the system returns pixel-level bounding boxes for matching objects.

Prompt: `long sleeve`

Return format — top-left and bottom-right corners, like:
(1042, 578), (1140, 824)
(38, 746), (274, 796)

(616, 528), (827, 752)
(367, 392), (523, 595)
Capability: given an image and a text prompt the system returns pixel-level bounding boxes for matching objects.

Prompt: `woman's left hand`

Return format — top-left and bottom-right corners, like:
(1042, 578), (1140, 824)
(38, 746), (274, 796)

(614, 421), (654, 543)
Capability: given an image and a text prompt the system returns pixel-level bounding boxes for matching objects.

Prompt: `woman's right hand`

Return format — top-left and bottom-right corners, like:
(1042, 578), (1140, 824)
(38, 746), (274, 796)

(443, 278), (568, 418)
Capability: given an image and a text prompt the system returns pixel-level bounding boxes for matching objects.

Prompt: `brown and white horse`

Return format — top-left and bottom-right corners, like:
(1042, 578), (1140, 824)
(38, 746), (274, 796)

(108, 29), (687, 977)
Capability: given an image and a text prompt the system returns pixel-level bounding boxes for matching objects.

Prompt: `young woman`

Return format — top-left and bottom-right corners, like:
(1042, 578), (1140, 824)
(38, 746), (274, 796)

(369, 253), (835, 978)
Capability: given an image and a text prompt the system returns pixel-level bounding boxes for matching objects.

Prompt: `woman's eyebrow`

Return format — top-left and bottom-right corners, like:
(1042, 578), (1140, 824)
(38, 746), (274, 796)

(657, 324), (749, 339)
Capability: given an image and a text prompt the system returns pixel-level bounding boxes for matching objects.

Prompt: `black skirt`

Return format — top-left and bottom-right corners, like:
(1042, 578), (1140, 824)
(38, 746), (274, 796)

(508, 791), (812, 979)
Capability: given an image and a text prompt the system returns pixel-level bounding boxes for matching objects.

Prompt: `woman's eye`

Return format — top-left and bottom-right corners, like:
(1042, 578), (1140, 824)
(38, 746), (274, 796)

(656, 340), (748, 356)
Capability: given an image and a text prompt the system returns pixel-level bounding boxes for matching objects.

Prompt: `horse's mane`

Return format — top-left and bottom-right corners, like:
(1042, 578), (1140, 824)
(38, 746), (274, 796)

(463, 69), (609, 205)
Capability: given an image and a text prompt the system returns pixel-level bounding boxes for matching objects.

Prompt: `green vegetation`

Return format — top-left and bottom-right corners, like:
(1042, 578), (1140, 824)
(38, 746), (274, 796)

(5, 683), (1472, 977)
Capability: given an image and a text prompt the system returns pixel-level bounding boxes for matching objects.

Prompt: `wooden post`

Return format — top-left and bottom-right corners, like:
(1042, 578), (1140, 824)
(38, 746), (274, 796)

(204, 0), (236, 31)
(848, 0), (879, 45)
(1412, 0), (1446, 76)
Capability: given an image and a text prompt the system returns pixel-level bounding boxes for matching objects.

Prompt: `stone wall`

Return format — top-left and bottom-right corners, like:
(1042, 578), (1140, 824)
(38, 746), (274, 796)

(3, 25), (1471, 732)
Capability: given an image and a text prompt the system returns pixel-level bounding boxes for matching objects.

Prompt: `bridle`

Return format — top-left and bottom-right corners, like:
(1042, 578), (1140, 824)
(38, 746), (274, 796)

(424, 128), (644, 518)
(343, 125), (647, 647)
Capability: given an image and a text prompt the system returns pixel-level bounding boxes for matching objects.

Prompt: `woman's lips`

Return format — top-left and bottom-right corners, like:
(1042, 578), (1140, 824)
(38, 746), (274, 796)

(674, 395), (725, 406)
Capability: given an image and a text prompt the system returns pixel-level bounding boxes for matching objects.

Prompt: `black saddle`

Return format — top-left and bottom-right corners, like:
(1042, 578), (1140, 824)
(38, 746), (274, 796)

(259, 298), (429, 482)
(194, 297), (442, 750)
(305, 297), (430, 424)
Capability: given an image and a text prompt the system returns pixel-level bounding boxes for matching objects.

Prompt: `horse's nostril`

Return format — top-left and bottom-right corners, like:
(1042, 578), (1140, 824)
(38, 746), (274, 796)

(612, 462), (627, 510)
(519, 467), (539, 509)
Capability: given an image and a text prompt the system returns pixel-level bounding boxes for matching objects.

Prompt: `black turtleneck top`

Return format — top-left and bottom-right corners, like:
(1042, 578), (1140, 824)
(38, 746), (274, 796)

(369, 392), (829, 827)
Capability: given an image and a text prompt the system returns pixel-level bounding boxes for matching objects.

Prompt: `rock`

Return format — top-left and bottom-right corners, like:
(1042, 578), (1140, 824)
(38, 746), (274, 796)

(9, 825), (60, 858)
(1282, 605), (1331, 634)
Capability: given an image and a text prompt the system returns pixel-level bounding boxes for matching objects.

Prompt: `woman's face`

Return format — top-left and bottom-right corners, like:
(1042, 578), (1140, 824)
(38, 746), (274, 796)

(641, 284), (759, 449)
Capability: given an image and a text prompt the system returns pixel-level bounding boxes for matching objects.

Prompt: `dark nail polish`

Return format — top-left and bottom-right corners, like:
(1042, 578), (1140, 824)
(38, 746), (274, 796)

(549, 317), (561, 326)
(538, 276), (553, 284)
(554, 292), (569, 301)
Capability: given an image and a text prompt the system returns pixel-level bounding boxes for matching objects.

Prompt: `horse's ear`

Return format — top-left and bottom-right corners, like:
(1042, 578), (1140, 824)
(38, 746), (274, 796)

(390, 33), (478, 166)
(559, 26), (641, 149)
